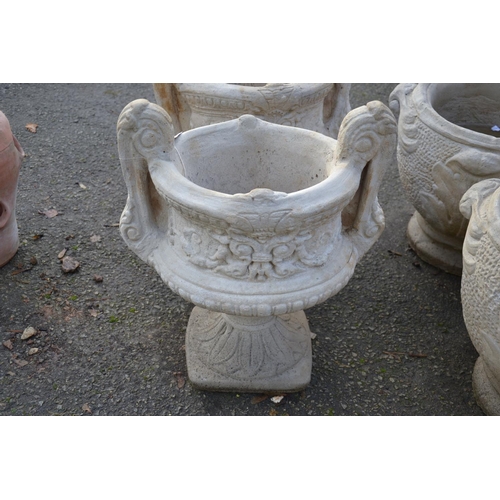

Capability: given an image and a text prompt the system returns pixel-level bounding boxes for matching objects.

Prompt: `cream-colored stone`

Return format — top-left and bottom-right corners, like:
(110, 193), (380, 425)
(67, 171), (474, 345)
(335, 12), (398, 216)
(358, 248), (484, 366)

(21, 326), (37, 340)
(390, 83), (500, 275)
(118, 99), (396, 392)
(153, 83), (351, 138)
(460, 179), (500, 415)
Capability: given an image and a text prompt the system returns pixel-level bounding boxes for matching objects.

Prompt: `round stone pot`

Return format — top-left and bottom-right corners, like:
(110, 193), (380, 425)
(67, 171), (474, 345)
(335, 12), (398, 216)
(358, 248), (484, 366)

(389, 83), (500, 275)
(0, 111), (24, 268)
(460, 178), (500, 415)
(153, 83), (351, 138)
(117, 99), (396, 393)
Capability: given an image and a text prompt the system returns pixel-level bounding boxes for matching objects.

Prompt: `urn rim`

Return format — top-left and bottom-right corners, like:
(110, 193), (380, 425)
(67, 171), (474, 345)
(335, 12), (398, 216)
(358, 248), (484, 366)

(413, 83), (500, 149)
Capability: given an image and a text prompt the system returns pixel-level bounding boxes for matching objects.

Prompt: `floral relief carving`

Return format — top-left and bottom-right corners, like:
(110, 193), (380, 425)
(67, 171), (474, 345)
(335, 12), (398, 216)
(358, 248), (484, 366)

(179, 208), (336, 281)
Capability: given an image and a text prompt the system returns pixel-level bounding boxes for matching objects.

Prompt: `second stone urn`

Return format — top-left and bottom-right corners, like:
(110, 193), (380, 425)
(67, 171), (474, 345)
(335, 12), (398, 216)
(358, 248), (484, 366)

(0, 110), (24, 268)
(390, 83), (500, 275)
(153, 83), (351, 138)
(117, 99), (396, 393)
(460, 179), (500, 415)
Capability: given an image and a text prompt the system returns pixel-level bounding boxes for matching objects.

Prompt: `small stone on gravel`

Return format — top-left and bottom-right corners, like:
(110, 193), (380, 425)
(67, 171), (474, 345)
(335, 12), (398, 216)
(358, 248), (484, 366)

(61, 256), (80, 273)
(21, 327), (37, 340)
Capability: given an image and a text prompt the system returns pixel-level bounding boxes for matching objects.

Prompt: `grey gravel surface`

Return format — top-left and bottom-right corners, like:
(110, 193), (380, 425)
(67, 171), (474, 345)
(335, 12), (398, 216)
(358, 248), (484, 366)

(0, 83), (483, 416)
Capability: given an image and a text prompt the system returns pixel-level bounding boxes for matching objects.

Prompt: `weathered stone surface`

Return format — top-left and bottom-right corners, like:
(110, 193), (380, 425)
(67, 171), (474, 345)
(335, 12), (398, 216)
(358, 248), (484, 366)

(460, 179), (500, 415)
(118, 98), (396, 392)
(153, 83), (351, 138)
(390, 83), (500, 275)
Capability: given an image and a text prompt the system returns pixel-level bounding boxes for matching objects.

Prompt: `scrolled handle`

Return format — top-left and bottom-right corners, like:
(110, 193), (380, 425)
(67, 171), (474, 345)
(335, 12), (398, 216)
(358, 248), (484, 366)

(337, 101), (397, 258)
(117, 99), (175, 262)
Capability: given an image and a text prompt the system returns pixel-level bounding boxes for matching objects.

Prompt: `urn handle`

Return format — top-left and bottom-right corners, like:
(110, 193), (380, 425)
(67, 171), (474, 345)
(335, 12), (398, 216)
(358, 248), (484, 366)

(117, 99), (175, 262)
(388, 83), (418, 119)
(322, 83), (351, 137)
(337, 101), (397, 258)
(153, 84), (188, 134)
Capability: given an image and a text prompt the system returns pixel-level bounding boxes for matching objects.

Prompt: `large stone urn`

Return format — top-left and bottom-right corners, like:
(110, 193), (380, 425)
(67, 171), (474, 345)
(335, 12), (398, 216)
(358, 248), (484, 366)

(389, 83), (500, 275)
(0, 111), (24, 268)
(460, 178), (500, 415)
(117, 98), (396, 393)
(153, 83), (351, 138)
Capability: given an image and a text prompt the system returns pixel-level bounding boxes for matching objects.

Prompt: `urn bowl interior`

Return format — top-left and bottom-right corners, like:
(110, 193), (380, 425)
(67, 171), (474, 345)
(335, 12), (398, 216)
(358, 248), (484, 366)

(174, 116), (333, 195)
(431, 84), (500, 138)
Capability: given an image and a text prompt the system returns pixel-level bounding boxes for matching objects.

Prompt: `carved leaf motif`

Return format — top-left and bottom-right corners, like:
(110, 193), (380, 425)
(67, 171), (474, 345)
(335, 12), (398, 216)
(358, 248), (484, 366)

(195, 314), (309, 380)
(421, 160), (472, 237)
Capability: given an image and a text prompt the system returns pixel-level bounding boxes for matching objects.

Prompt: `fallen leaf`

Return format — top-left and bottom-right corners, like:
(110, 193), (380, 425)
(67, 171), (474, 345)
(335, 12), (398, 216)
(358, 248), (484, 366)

(383, 351), (406, 358)
(82, 403), (92, 414)
(32, 233), (44, 240)
(271, 395), (285, 404)
(26, 123), (38, 133)
(13, 358), (28, 367)
(2, 340), (13, 350)
(57, 248), (67, 260)
(269, 409), (278, 416)
(89, 309), (99, 318)
(39, 209), (58, 218)
(61, 256), (80, 273)
(251, 394), (269, 405)
(30, 256), (38, 266)
(173, 372), (185, 389)
(21, 326), (37, 340)
(65, 234), (75, 240)
(388, 249), (403, 257)
(90, 235), (101, 243)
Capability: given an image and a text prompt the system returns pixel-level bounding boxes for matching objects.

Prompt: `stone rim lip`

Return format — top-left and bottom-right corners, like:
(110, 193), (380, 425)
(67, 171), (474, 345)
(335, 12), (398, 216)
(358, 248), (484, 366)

(149, 115), (358, 221)
(413, 83), (500, 149)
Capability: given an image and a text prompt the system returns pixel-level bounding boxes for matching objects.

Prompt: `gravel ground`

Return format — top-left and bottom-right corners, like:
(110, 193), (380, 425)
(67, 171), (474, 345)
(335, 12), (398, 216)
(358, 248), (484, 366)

(0, 83), (483, 416)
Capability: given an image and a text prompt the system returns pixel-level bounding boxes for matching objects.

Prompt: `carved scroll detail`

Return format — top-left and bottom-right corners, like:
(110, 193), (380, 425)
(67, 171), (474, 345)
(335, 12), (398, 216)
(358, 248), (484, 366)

(117, 99), (175, 261)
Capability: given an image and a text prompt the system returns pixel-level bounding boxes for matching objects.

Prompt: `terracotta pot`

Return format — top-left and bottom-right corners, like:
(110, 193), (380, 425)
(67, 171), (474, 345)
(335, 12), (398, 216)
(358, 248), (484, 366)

(460, 179), (500, 415)
(389, 83), (500, 275)
(153, 83), (351, 138)
(117, 99), (396, 393)
(0, 111), (24, 268)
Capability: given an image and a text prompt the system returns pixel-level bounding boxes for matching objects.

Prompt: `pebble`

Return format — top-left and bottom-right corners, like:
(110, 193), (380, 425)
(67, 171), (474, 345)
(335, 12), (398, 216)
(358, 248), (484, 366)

(3, 339), (13, 350)
(28, 348), (39, 356)
(61, 256), (80, 273)
(21, 326), (37, 340)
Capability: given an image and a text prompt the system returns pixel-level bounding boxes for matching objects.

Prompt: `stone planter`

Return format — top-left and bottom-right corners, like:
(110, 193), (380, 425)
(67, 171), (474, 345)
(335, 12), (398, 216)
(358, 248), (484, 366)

(0, 111), (24, 268)
(153, 83), (351, 138)
(389, 83), (500, 275)
(460, 178), (500, 415)
(117, 99), (396, 393)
